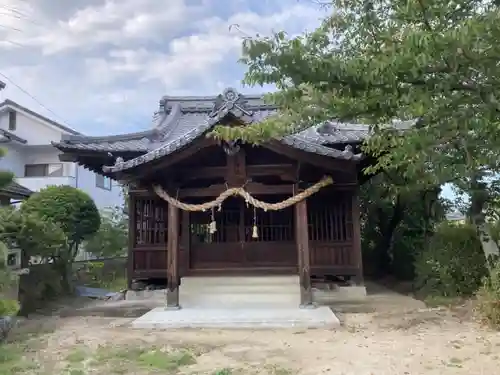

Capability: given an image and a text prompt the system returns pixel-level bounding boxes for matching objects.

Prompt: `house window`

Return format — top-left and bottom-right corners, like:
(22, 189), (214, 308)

(8, 110), (16, 131)
(24, 163), (63, 177)
(96, 174), (112, 190)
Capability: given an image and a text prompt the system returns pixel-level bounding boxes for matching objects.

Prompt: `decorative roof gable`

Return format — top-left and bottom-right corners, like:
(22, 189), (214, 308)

(209, 87), (254, 123)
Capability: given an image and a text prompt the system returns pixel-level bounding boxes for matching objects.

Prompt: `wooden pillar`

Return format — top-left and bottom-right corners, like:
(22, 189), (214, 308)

(166, 202), (181, 310)
(180, 210), (190, 276)
(294, 198), (314, 308)
(127, 193), (136, 290)
(351, 190), (364, 285)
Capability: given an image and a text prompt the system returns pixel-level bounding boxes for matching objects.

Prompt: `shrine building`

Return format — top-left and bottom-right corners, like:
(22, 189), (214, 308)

(53, 88), (375, 309)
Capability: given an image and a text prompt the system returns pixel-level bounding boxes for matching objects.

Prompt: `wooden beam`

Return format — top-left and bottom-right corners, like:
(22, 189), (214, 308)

(127, 195), (136, 289)
(226, 149), (246, 186)
(129, 182), (358, 198)
(179, 182), (294, 198)
(294, 196), (313, 307)
(176, 163), (298, 182)
(264, 141), (357, 175)
(166, 202), (181, 309)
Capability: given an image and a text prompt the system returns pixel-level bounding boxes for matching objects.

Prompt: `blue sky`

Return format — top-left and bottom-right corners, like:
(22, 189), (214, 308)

(0, 0), (326, 135)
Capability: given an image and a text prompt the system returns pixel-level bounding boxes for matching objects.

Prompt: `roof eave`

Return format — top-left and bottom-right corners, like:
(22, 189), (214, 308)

(0, 181), (33, 199)
(0, 99), (80, 136)
(0, 129), (28, 144)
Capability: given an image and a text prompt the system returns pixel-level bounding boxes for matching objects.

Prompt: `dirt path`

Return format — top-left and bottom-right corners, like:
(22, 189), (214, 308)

(3, 305), (498, 374)
(4, 284), (499, 375)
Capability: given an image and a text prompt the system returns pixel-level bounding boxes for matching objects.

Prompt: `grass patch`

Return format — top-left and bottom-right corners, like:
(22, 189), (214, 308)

(0, 318), (55, 375)
(0, 343), (39, 374)
(65, 348), (88, 363)
(213, 369), (232, 375)
(91, 344), (197, 372)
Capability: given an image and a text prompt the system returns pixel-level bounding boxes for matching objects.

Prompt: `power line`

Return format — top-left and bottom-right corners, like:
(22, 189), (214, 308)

(0, 72), (72, 126)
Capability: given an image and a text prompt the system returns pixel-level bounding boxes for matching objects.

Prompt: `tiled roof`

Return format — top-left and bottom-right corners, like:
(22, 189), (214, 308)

(0, 181), (33, 199)
(53, 88), (383, 173)
(0, 128), (27, 144)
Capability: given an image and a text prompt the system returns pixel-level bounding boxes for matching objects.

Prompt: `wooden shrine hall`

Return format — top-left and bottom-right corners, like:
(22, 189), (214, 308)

(53, 88), (373, 308)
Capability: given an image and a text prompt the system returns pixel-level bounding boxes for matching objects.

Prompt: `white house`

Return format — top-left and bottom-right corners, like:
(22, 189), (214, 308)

(0, 99), (123, 209)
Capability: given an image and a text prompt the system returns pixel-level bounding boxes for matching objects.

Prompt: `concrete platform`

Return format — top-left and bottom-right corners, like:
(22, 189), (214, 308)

(131, 305), (340, 329)
(128, 276), (342, 329)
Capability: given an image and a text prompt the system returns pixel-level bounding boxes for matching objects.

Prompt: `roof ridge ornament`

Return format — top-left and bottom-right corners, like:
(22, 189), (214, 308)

(209, 87), (253, 119)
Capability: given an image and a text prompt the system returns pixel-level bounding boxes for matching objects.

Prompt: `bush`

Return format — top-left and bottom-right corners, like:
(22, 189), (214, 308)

(476, 261), (500, 329)
(414, 222), (488, 297)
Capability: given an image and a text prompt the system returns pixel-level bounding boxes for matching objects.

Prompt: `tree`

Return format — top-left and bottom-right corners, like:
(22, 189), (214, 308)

(84, 207), (128, 259)
(212, 0), (500, 263)
(361, 172), (447, 279)
(20, 186), (100, 291)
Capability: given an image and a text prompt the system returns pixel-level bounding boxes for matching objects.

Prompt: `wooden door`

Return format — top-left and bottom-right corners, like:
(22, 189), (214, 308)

(188, 198), (297, 272)
(188, 198), (244, 270)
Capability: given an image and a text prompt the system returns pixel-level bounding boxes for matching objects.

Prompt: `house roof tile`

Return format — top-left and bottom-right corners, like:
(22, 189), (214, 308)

(0, 180), (33, 199)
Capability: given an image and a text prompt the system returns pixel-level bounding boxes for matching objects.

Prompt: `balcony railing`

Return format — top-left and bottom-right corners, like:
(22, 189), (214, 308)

(16, 176), (77, 192)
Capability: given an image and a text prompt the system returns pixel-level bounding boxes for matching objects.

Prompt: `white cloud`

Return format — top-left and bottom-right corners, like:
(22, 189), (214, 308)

(1, 0), (204, 54)
(85, 3), (323, 88)
(0, 0), (324, 135)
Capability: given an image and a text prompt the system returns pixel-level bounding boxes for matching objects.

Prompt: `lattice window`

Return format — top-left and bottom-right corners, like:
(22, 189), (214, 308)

(134, 197), (168, 246)
(190, 208), (241, 244)
(308, 196), (353, 241)
(244, 206), (294, 242)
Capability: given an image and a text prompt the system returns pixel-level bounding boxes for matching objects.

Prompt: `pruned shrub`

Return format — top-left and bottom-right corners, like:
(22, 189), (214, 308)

(414, 222), (488, 298)
(476, 261), (500, 329)
(21, 186), (100, 292)
(21, 185), (100, 248)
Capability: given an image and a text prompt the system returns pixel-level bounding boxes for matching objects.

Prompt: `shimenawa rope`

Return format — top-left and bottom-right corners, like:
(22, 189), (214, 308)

(153, 176), (333, 212)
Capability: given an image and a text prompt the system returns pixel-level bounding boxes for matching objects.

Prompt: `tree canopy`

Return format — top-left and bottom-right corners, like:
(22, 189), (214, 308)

(210, 0), (500, 260)
(213, 0), (500, 194)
